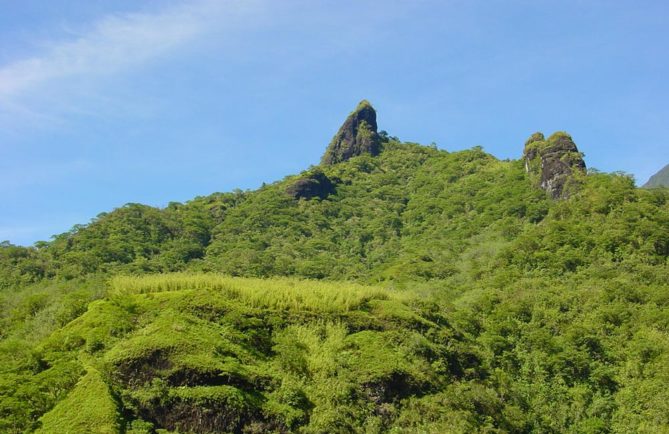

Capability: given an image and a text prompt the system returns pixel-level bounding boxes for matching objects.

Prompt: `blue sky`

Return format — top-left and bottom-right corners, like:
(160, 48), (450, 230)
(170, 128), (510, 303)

(1, 0), (668, 245)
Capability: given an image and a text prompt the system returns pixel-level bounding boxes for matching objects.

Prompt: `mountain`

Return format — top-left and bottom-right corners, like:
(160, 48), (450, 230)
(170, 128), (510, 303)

(643, 163), (669, 188)
(1, 101), (669, 433)
(321, 99), (381, 165)
(522, 131), (586, 199)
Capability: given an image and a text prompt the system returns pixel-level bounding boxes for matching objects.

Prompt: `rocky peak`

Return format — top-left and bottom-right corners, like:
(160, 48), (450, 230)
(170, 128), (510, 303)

(523, 131), (586, 199)
(321, 100), (381, 165)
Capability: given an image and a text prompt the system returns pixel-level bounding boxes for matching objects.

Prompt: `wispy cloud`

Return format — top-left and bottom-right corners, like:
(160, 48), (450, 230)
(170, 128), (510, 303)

(0, 0), (259, 125)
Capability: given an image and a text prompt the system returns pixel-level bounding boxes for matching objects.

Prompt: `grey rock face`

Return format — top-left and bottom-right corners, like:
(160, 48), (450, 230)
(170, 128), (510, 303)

(321, 100), (381, 165)
(286, 169), (335, 200)
(523, 132), (586, 199)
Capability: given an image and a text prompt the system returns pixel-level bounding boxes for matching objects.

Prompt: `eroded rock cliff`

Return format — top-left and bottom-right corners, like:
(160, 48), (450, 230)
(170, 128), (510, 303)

(523, 132), (586, 199)
(321, 100), (381, 165)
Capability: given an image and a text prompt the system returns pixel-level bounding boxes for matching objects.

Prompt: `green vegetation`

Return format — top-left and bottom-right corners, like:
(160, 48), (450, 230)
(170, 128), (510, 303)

(36, 368), (121, 434)
(643, 163), (669, 188)
(109, 274), (404, 312)
(1, 136), (669, 432)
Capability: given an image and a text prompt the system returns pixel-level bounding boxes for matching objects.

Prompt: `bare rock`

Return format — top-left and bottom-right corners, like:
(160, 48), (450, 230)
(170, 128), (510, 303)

(286, 168), (335, 200)
(523, 131), (586, 199)
(321, 100), (381, 165)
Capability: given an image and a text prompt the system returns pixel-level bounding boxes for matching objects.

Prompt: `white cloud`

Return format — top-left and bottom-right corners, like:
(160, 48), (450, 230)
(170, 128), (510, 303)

(0, 0), (260, 123)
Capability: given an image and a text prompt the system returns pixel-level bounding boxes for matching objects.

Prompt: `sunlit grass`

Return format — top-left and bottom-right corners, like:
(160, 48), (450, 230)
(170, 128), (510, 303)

(109, 273), (409, 313)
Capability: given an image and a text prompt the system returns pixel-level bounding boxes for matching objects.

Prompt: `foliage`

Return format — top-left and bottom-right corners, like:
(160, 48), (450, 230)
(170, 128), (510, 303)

(36, 368), (121, 434)
(642, 162), (669, 188)
(1, 138), (669, 432)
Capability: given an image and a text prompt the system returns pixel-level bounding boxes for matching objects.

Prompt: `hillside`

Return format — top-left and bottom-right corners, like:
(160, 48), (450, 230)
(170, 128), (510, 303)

(1, 102), (669, 433)
(643, 163), (669, 188)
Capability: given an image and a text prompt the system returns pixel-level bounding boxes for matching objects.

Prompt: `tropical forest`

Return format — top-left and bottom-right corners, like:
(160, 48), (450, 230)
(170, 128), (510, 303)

(1, 99), (668, 433)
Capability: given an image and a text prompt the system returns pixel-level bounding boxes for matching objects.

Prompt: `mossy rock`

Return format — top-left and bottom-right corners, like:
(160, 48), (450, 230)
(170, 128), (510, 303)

(522, 131), (586, 199)
(286, 168), (336, 200)
(321, 100), (381, 165)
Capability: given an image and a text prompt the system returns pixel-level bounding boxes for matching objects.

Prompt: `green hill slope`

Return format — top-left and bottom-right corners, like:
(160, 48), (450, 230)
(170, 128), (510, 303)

(643, 163), (669, 188)
(1, 102), (669, 433)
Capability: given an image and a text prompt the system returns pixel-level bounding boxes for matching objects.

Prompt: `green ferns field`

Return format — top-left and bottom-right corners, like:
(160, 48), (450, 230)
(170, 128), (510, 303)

(2, 139), (669, 433)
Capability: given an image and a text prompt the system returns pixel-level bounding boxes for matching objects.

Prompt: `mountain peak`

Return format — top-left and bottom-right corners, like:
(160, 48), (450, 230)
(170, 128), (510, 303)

(321, 100), (381, 165)
(356, 99), (373, 110)
(643, 163), (669, 188)
(523, 131), (586, 199)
